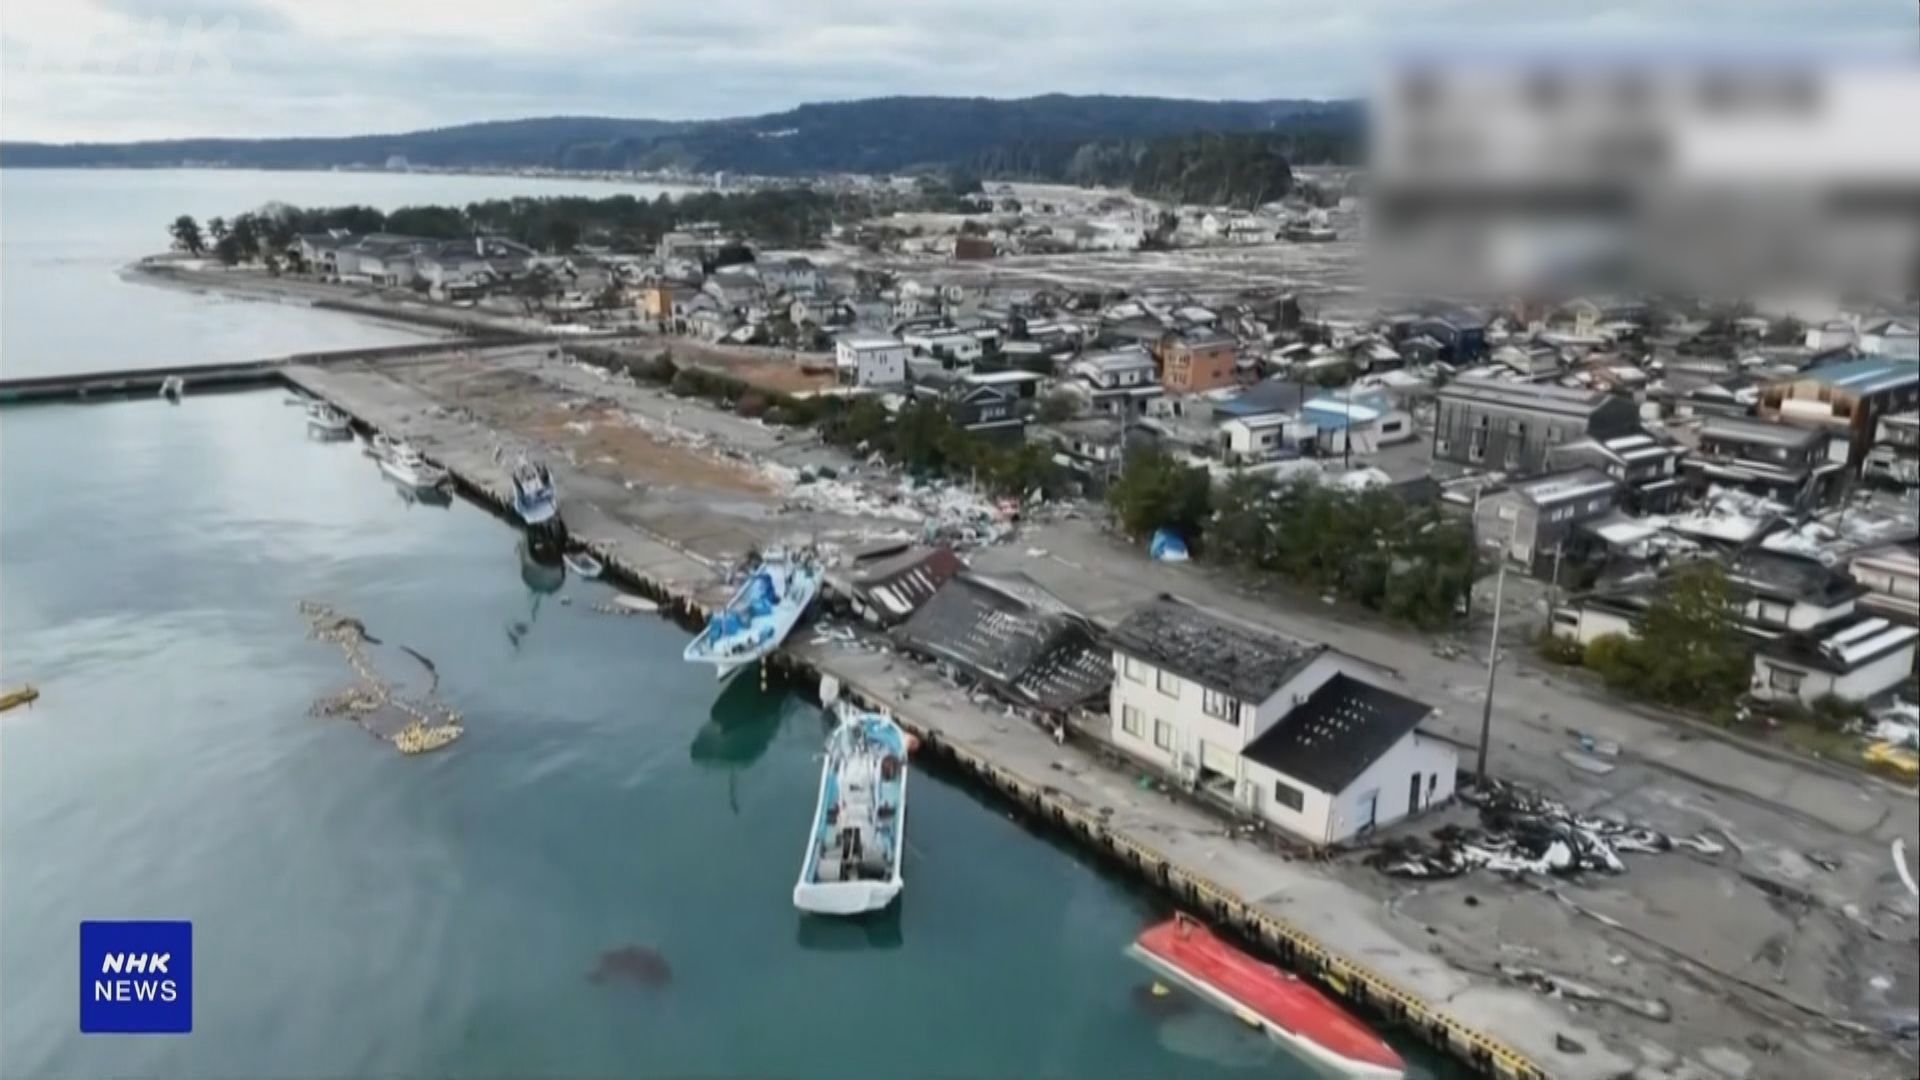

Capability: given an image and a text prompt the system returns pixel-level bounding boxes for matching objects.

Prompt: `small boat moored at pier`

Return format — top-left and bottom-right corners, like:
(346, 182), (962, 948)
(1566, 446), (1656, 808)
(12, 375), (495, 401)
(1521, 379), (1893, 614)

(378, 444), (450, 491)
(158, 375), (184, 403)
(682, 549), (822, 680)
(510, 457), (559, 527)
(794, 704), (908, 916)
(306, 403), (352, 437)
(1129, 914), (1404, 1079)
(563, 550), (604, 579)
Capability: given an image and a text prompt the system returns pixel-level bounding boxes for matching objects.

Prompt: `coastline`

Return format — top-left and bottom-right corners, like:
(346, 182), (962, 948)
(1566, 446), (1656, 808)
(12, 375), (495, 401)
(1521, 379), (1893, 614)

(125, 256), (551, 339)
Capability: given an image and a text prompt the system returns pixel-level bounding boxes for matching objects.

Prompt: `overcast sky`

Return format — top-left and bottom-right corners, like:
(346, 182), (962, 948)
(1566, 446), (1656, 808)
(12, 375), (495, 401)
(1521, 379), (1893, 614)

(2, 0), (1910, 142)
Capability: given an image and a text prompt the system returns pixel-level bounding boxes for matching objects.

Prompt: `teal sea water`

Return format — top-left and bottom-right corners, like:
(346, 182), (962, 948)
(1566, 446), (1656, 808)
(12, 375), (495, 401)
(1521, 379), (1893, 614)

(1, 170), (1451, 1079)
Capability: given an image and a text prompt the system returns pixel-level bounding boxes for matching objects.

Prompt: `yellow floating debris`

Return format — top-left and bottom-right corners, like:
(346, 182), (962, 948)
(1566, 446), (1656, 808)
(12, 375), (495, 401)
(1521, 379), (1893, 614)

(1149, 981), (1170, 998)
(1, 684), (40, 712)
(394, 721), (464, 755)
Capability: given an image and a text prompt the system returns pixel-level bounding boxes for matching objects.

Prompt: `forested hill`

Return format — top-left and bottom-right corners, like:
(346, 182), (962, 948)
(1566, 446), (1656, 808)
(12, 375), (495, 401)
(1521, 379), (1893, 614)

(970, 131), (1337, 208)
(4, 94), (1360, 177)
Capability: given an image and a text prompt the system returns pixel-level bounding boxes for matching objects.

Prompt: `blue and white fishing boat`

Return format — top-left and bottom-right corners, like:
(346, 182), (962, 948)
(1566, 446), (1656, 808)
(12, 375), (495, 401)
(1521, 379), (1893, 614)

(682, 549), (822, 680)
(794, 703), (908, 916)
(510, 456), (558, 527)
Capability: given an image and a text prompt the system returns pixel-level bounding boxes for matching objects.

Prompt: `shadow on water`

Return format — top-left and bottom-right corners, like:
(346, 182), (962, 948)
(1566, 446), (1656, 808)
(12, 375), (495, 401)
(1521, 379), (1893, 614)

(508, 537), (566, 650)
(689, 677), (786, 814)
(793, 903), (904, 953)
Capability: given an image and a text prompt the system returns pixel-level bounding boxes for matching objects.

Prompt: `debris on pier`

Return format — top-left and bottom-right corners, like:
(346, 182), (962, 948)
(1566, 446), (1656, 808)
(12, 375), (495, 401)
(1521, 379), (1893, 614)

(1365, 778), (1725, 879)
(300, 600), (464, 754)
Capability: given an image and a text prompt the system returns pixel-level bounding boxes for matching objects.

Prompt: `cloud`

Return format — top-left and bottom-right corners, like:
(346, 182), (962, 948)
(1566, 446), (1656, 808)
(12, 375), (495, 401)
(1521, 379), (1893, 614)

(1, 0), (1909, 142)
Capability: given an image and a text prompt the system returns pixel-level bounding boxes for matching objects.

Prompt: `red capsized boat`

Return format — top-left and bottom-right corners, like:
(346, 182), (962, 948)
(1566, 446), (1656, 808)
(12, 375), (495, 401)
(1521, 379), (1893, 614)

(1130, 914), (1405, 1079)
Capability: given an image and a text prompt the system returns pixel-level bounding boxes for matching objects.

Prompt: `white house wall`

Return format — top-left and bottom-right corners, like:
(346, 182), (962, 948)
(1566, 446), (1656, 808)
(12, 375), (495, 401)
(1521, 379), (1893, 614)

(1834, 645), (1918, 700)
(1238, 757), (1337, 843)
(1110, 653), (1249, 762)
(1552, 605), (1637, 646)
(1326, 732), (1458, 844)
(1752, 642), (1917, 704)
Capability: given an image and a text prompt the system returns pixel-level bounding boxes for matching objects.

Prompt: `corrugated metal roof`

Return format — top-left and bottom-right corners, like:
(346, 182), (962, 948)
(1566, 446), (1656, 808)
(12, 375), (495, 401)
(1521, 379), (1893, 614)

(891, 573), (1110, 711)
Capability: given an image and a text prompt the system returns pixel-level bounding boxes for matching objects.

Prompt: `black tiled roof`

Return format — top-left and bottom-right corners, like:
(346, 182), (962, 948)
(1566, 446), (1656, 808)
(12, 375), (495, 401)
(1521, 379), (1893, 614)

(1108, 596), (1322, 704)
(1242, 674), (1433, 793)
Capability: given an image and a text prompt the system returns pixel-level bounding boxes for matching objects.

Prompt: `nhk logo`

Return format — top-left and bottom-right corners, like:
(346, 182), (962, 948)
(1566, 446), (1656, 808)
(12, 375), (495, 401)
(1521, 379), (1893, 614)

(80, 921), (192, 1033)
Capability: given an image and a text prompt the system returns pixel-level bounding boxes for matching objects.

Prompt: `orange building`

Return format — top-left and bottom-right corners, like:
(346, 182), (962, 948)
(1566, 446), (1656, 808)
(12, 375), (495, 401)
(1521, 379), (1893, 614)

(1159, 332), (1240, 393)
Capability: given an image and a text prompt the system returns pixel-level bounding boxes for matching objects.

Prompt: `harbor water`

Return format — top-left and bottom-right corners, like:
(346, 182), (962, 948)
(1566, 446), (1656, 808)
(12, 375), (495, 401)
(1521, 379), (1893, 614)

(1, 169), (1452, 1078)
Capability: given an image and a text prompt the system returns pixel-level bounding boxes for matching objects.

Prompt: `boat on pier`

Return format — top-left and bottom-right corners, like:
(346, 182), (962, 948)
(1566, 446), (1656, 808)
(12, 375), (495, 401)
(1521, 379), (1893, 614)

(682, 549), (822, 680)
(794, 705), (908, 916)
(510, 456), (559, 528)
(1128, 914), (1404, 1079)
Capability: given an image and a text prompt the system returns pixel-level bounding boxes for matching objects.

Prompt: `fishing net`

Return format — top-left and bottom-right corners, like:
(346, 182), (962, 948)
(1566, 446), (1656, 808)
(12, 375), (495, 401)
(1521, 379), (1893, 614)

(300, 600), (464, 755)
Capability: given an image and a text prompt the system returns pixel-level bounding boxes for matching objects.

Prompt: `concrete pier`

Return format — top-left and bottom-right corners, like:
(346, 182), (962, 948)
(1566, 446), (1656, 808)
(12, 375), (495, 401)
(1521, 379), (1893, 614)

(277, 355), (1629, 1080)
(0, 339), (545, 404)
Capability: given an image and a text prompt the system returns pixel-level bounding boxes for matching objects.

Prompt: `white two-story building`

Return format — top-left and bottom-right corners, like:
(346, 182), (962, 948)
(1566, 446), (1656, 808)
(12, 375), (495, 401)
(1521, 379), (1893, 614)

(835, 334), (910, 388)
(1106, 596), (1456, 845)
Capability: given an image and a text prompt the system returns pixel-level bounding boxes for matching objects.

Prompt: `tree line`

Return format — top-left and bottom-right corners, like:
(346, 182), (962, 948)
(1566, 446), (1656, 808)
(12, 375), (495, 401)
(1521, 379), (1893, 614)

(1107, 448), (1478, 629)
(969, 131), (1336, 208)
(166, 188), (869, 264)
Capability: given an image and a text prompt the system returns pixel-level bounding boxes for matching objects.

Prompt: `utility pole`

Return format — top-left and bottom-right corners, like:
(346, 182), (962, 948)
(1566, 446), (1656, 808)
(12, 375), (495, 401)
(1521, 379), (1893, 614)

(1475, 516), (1518, 787)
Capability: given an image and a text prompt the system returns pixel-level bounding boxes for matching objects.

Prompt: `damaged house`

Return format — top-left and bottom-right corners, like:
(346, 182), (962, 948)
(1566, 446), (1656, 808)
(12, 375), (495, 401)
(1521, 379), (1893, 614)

(1107, 596), (1455, 845)
(1433, 378), (1640, 477)
(1473, 468), (1623, 580)
(1545, 430), (1687, 513)
(1679, 415), (1842, 508)
(827, 544), (966, 628)
(892, 572), (1112, 712)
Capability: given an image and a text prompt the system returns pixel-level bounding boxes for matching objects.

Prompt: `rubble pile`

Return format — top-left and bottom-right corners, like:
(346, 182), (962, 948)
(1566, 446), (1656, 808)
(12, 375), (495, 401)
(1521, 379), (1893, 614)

(777, 469), (1017, 549)
(1366, 779), (1724, 879)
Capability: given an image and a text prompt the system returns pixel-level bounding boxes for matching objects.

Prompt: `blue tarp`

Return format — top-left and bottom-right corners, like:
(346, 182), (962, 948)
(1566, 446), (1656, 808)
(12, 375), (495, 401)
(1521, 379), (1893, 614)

(1149, 530), (1190, 562)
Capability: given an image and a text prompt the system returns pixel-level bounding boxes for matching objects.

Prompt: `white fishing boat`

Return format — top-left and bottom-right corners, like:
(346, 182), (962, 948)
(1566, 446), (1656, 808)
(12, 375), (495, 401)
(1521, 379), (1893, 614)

(563, 550), (604, 578)
(682, 549), (822, 680)
(510, 457), (559, 527)
(378, 444), (450, 490)
(306, 403), (352, 437)
(794, 703), (908, 916)
(364, 432), (409, 460)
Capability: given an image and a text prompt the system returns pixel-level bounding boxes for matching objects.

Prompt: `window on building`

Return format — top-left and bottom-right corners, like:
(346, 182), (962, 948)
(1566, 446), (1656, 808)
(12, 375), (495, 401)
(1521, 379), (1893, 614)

(1768, 666), (1805, 693)
(1153, 719), (1175, 751)
(1122, 655), (1146, 683)
(1273, 779), (1305, 811)
(1202, 688), (1231, 720)
(1121, 705), (1143, 737)
(1468, 427), (1488, 462)
(1156, 669), (1181, 699)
